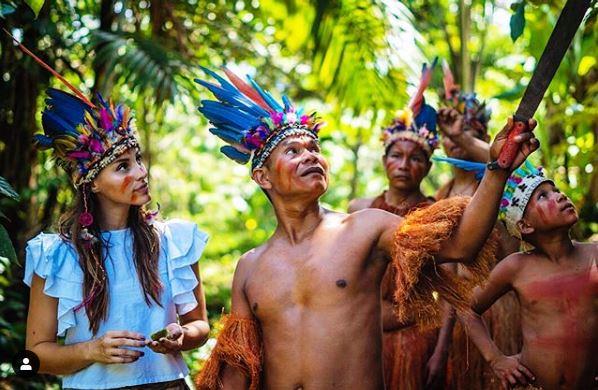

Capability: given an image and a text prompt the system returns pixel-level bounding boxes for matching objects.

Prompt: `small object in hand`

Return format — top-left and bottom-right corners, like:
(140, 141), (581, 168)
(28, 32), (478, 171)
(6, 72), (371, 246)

(498, 117), (527, 169)
(151, 328), (169, 341)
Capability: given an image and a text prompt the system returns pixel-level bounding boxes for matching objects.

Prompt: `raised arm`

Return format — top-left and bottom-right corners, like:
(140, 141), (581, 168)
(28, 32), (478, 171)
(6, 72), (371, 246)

(437, 117), (538, 263)
(458, 255), (534, 389)
(438, 108), (491, 163)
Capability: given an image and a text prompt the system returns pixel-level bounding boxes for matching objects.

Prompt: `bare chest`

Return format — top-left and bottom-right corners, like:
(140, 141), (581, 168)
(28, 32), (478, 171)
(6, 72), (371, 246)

(245, 236), (384, 319)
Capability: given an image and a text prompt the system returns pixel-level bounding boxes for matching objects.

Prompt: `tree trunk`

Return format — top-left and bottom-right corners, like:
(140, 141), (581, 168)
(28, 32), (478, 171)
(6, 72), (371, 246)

(458, 0), (472, 92)
(92, 0), (116, 95)
(0, 19), (50, 249)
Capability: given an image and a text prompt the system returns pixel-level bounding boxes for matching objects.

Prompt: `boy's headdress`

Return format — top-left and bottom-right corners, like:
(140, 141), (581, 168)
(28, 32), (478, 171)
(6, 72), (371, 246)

(381, 59), (439, 156)
(441, 60), (491, 132)
(499, 161), (552, 239)
(433, 156), (552, 239)
(195, 67), (323, 170)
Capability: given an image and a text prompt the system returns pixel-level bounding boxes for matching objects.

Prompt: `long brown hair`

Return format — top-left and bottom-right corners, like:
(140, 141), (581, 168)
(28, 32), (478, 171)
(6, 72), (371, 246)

(58, 184), (162, 335)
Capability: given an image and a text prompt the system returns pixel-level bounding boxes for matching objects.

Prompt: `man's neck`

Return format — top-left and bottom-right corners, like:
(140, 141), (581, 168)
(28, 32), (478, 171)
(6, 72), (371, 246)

(97, 198), (130, 231)
(385, 186), (426, 208)
(531, 229), (575, 262)
(273, 198), (324, 245)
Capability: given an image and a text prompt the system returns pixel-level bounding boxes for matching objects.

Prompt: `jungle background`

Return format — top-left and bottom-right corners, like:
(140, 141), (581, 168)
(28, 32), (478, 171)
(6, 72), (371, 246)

(0, 0), (596, 388)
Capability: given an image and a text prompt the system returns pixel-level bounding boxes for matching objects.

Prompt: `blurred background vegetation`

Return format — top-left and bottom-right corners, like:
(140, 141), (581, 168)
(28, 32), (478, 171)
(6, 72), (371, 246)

(0, 0), (596, 388)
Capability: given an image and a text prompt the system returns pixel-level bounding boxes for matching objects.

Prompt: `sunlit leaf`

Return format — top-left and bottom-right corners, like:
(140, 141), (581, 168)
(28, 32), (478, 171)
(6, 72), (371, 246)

(510, 2), (526, 42)
(24, 0), (44, 18)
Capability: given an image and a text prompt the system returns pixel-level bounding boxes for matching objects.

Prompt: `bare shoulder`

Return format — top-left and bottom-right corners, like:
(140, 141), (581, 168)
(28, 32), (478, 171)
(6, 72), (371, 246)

(234, 245), (268, 281)
(574, 240), (598, 254)
(491, 251), (532, 281)
(347, 197), (375, 213)
(346, 208), (402, 238)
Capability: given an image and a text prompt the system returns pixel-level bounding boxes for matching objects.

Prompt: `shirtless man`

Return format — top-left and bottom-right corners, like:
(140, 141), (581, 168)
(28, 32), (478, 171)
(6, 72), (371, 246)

(193, 67), (538, 389)
(459, 164), (597, 390)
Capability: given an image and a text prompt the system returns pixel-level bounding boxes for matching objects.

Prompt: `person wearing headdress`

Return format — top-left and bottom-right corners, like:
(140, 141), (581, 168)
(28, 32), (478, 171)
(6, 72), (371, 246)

(192, 65), (538, 389)
(348, 61), (453, 390)
(455, 161), (597, 390)
(13, 36), (210, 389)
(436, 62), (524, 390)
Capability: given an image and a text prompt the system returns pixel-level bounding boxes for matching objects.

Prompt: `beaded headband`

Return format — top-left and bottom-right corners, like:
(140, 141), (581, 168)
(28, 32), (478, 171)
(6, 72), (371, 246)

(195, 67), (323, 170)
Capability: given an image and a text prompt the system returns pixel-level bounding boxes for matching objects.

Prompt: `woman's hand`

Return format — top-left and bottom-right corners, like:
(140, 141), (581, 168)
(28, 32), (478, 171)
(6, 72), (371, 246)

(490, 353), (535, 389)
(86, 330), (146, 364)
(146, 323), (184, 355)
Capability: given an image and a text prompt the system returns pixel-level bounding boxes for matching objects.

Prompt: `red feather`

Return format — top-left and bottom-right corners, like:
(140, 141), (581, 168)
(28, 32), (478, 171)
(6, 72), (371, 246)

(442, 60), (460, 103)
(4, 28), (96, 109)
(408, 61), (435, 116)
(222, 67), (273, 112)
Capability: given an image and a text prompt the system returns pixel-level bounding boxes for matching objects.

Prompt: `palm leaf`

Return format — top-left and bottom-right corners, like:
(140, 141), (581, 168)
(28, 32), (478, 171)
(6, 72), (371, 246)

(91, 30), (198, 104)
(0, 176), (19, 201)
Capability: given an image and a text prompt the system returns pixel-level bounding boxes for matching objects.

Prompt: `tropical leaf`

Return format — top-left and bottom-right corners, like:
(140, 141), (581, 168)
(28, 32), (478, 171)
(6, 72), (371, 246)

(510, 2), (526, 42)
(0, 225), (16, 265)
(0, 1), (16, 18)
(0, 176), (19, 201)
(90, 30), (198, 104)
(24, 0), (44, 18)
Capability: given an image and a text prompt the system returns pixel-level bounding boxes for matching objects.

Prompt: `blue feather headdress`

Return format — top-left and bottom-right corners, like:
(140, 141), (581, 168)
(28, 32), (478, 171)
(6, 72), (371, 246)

(382, 59), (439, 156)
(6, 31), (139, 187)
(433, 156), (552, 239)
(195, 67), (323, 170)
(441, 60), (491, 132)
(36, 88), (138, 187)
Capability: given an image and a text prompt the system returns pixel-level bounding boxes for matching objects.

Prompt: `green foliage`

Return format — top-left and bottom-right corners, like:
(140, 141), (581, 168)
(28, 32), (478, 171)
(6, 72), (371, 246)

(0, 0), (596, 386)
(510, 2), (526, 42)
(24, 0), (43, 17)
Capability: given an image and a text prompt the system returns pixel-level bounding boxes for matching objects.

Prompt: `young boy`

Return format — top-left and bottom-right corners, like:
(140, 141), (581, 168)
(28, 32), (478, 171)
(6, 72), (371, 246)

(460, 162), (597, 390)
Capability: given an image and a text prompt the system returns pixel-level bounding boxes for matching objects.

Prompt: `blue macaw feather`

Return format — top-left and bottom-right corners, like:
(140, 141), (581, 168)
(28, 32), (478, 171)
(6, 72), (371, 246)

(200, 93), (268, 119)
(246, 75), (283, 112)
(209, 127), (244, 144)
(414, 103), (437, 132)
(195, 80), (270, 119)
(96, 93), (108, 108)
(199, 66), (237, 92)
(199, 104), (260, 130)
(282, 95), (292, 111)
(221, 145), (250, 164)
(33, 134), (54, 148)
(44, 89), (90, 128)
(432, 156), (486, 181)
(41, 110), (81, 138)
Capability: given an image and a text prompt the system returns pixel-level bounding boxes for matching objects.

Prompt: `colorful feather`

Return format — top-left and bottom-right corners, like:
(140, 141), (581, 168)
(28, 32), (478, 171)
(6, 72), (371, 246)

(432, 156), (486, 181)
(4, 28), (96, 109)
(222, 67), (272, 112)
(409, 57), (437, 116)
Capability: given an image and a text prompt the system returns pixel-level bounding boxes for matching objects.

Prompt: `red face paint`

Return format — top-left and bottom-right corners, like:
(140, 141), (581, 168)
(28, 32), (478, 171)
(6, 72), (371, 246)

(536, 206), (549, 225)
(120, 176), (133, 193)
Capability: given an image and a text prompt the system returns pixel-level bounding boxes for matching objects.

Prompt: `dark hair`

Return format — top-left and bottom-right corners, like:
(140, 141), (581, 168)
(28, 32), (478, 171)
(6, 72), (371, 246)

(58, 184), (162, 335)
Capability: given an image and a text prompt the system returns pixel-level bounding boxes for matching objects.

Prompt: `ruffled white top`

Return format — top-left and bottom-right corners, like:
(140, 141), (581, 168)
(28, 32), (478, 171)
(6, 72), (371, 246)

(24, 219), (209, 389)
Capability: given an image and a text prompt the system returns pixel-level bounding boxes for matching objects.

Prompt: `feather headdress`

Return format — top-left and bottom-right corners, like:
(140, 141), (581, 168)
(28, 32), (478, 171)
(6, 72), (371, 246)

(433, 156), (551, 239)
(381, 59), (439, 156)
(195, 67), (323, 170)
(441, 60), (491, 132)
(6, 29), (139, 187)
